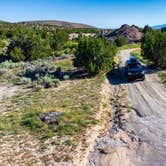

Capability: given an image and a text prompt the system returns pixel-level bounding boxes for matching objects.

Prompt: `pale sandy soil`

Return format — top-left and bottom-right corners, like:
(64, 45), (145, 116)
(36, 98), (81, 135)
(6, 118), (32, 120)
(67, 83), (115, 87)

(88, 49), (166, 166)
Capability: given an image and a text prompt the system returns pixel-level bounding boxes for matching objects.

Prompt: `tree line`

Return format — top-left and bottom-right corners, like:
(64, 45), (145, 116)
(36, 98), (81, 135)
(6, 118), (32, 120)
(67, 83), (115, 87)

(0, 24), (71, 62)
(0, 23), (118, 74)
(141, 26), (166, 67)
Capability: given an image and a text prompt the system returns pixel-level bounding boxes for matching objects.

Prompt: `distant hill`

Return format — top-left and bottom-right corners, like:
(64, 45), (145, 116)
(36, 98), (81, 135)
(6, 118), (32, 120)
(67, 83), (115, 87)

(105, 24), (143, 43)
(0, 20), (10, 24)
(152, 24), (166, 29)
(18, 20), (96, 29)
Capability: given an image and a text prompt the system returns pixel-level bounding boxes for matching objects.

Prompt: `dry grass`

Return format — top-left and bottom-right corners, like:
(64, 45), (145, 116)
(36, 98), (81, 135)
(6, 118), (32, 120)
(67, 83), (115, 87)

(54, 58), (74, 71)
(0, 57), (106, 164)
(159, 70), (166, 84)
(119, 43), (141, 50)
(0, 75), (104, 137)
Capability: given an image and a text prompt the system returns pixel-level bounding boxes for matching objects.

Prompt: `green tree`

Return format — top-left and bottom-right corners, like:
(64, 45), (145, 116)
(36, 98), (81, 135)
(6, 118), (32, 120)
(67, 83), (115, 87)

(7, 28), (52, 61)
(0, 40), (6, 48)
(9, 47), (25, 62)
(74, 37), (117, 74)
(141, 30), (166, 67)
(24, 34), (52, 60)
(142, 25), (153, 34)
(0, 40), (6, 57)
(50, 30), (68, 51)
(161, 27), (166, 32)
(114, 37), (126, 47)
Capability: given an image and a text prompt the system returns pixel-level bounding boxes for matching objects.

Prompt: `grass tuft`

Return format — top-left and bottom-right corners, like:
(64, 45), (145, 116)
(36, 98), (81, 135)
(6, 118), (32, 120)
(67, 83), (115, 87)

(119, 43), (141, 50)
(159, 71), (166, 84)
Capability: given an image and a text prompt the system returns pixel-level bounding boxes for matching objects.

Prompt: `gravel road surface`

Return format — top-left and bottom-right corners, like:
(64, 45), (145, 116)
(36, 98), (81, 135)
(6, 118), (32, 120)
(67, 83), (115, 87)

(88, 49), (166, 166)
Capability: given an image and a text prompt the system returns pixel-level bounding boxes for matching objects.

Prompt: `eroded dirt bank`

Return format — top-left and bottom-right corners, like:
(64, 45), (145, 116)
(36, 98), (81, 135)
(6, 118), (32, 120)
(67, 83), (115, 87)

(88, 49), (166, 166)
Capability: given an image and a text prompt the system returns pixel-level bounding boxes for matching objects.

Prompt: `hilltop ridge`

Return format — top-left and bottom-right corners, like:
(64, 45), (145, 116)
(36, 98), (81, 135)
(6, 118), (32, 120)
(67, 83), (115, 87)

(18, 20), (96, 29)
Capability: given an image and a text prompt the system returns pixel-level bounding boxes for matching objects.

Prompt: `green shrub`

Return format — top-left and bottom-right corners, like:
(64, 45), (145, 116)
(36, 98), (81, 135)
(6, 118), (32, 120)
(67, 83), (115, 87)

(21, 112), (44, 131)
(74, 37), (117, 74)
(18, 59), (60, 88)
(55, 110), (97, 136)
(0, 25), (71, 62)
(65, 41), (78, 50)
(64, 41), (78, 54)
(114, 37), (126, 47)
(141, 30), (166, 67)
(50, 30), (69, 51)
(42, 74), (60, 88)
(0, 40), (6, 48)
(41, 131), (55, 140)
(0, 60), (22, 69)
(159, 71), (166, 84)
(43, 75), (54, 88)
(142, 25), (153, 33)
(65, 139), (76, 146)
(9, 47), (25, 62)
(56, 123), (82, 136)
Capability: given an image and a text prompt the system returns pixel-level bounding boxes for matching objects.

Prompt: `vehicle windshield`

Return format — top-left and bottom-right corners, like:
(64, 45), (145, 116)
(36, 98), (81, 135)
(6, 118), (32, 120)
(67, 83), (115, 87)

(128, 63), (140, 69)
(130, 58), (137, 62)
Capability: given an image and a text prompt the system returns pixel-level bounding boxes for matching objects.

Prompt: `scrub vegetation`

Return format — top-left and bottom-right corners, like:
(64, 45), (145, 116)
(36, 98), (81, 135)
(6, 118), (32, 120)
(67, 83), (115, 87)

(0, 22), (113, 164)
(141, 25), (166, 68)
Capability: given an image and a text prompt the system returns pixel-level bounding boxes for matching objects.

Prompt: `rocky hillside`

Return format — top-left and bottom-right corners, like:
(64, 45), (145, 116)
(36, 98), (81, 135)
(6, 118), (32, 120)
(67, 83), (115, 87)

(105, 24), (143, 43)
(18, 20), (95, 29)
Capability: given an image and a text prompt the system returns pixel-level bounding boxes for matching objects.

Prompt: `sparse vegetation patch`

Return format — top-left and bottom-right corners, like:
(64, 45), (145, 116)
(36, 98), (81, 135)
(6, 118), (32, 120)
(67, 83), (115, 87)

(159, 71), (166, 84)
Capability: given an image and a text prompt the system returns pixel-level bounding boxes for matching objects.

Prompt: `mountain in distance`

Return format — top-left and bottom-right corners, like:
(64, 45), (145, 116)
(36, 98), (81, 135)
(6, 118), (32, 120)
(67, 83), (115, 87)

(0, 20), (10, 24)
(18, 20), (96, 29)
(152, 24), (166, 29)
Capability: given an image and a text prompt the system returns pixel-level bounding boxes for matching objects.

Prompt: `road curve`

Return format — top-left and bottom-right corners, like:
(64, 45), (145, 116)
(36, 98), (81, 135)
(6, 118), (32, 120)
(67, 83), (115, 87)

(120, 49), (166, 166)
(88, 49), (166, 166)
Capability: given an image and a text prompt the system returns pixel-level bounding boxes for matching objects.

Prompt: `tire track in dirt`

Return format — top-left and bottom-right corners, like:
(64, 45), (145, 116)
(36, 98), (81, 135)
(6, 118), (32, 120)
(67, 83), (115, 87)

(88, 49), (166, 166)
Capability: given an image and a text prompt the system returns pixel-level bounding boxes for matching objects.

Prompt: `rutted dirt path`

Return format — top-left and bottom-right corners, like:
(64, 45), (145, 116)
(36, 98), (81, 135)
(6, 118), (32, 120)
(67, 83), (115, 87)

(88, 49), (166, 166)
(0, 84), (20, 101)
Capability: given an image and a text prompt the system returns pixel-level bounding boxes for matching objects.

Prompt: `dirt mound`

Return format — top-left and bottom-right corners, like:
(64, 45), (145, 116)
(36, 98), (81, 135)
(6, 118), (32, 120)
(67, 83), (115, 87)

(105, 24), (143, 43)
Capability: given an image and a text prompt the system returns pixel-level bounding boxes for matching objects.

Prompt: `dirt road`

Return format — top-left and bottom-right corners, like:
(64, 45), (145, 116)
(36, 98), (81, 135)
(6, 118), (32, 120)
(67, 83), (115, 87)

(88, 49), (166, 166)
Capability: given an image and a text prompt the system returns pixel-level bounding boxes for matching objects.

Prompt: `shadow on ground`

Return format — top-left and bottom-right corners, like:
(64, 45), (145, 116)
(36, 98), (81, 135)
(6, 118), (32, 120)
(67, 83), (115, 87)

(66, 68), (95, 80)
(107, 65), (161, 86)
(106, 67), (128, 85)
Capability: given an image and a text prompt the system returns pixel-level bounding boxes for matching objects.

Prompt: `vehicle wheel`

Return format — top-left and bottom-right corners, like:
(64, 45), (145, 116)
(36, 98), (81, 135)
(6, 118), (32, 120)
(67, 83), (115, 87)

(142, 75), (145, 81)
(128, 77), (132, 82)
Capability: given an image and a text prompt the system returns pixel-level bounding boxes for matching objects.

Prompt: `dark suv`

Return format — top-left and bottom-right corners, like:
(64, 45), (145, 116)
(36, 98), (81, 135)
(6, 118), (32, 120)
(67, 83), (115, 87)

(125, 57), (145, 81)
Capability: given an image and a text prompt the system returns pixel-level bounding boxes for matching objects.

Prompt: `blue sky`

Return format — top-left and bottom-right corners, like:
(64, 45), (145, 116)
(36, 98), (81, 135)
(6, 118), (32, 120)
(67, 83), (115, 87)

(0, 0), (165, 28)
